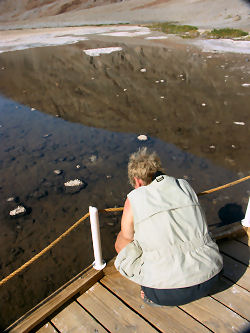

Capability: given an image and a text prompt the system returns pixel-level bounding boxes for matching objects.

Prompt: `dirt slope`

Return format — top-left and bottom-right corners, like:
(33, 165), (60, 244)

(0, 0), (249, 30)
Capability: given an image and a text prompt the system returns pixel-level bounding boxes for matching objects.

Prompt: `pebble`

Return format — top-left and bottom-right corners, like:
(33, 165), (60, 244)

(43, 134), (52, 138)
(6, 197), (15, 202)
(137, 134), (148, 141)
(89, 155), (97, 163)
(30, 108), (36, 111)
(53, 169), (62, 175)
(202, 103), (206, 106)
(160, 96), (165, 99)
(160, 80), (165, 83)
(9, 206), (26, 217)
(155, 80), (159, 83)
(233, 122), (245, 125)
(140, 68), (146, 72)
(76, 165), (80, 169)
(242, 83), (250, 87)
(123, 88), (127, 91)
(209, 145), (216, 149)
(106, 175), (112, 179)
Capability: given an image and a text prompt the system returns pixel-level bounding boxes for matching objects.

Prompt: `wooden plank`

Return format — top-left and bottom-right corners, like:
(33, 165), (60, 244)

(180, 295), (248, 333)
(210, 222), (248, 241)
(219, 239), (249, 266)
(211, 277), (250, 320)
(51, 300), (107, 332)
(77, 282), (158, 333)
(222, 254), (250, 291)
(35, 323), (57, 333)
(237, 234), (250, 246)
(101, 260), (209, 333)
(8, 265), (104, 333)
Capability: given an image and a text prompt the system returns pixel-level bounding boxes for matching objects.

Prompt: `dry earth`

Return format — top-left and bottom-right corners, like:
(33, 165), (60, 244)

(0, 0), (249, 30)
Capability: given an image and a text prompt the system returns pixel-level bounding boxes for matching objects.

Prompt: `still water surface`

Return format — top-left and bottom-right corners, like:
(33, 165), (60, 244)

(0, 39), (249, 328)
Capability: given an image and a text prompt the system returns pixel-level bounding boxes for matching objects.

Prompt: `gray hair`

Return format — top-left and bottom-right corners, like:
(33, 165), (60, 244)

(128, 147), (164, 187)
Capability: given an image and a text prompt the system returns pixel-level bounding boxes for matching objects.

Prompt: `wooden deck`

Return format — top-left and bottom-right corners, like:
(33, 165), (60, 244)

(9, 231), (250, 333)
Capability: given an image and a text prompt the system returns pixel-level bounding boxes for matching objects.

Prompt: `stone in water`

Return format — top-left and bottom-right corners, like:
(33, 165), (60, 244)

(54, 169), (62, 175)
(233, 122), (245, 125)
(64, 179), (83, 187)
(137, 135), (148, 141)
(140, 68), (146, 72)
(10, 206), (26, 216)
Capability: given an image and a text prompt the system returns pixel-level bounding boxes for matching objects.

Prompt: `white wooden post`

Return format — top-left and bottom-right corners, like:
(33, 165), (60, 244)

(89, 206), (106, 270)
(241, 197), (250, 227)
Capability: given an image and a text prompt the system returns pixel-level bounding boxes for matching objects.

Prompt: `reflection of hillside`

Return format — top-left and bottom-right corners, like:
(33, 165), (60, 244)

(0, 41), (249, 172)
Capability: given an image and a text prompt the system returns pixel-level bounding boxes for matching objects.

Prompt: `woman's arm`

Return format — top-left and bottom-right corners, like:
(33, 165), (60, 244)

(115, 198), (134, 253)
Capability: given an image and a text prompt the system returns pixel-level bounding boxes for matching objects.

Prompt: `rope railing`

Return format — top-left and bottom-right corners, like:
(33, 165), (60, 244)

(0, 175), (249, 287)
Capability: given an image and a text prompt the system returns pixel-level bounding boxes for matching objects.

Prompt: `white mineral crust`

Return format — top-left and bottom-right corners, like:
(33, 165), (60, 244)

(83, 47), (122, 56)
(64, 179), (83, 187)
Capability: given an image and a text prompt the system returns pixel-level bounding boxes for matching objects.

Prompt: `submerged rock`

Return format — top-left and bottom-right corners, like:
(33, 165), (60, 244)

(64, 179), (87, 194)
(9, 206), (26, 217)
(137, 134), (148, 141)
(53, 169), (62, 175)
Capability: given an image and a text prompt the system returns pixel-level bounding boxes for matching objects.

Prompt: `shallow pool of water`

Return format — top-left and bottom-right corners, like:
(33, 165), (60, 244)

(0, 39), (249, 328)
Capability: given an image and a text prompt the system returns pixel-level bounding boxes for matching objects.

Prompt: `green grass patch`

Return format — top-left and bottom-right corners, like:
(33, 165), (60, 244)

(147, 22), (198, 34)
(209, 28), (248, 38)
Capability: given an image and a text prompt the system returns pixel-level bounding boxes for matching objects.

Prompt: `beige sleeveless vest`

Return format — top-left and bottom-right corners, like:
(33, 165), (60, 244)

(115, 175), (223, 288)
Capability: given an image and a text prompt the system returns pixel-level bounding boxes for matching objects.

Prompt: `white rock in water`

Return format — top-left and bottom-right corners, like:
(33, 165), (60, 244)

(242, 83), (250, 87)
(10, 206), (26, 216)
(202, 103), (206, 106)
(31, 108), (36, 111)
(7, 197), (15, 202)
(160, 96), (165, 99)
(90, 155), (97, 163)
(233, 121), (245, 125)
(140, 68), (146, 72)
(54, 169), (62, 175)
(160, 80), (165, 83)
(76, 165), (80, 169)
(64, 179), (83, 187)
(137, 134), (148, 141)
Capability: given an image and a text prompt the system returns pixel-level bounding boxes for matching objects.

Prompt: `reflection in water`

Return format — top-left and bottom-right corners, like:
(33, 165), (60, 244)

(0, 40), (249, 328)
(0, 41), (249, 172)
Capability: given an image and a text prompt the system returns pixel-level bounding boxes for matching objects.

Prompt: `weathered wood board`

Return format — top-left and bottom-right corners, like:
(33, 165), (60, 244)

(51, 301), (107, 332)
(77, 282), (158, 332)
(101, 261), (210, 333)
